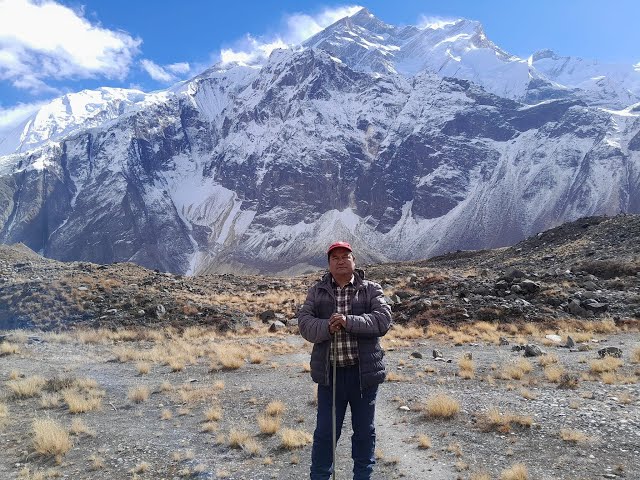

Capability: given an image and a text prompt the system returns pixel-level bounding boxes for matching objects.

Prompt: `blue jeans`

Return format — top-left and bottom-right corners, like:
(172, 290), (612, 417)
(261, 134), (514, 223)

(310, 364), (378, 480)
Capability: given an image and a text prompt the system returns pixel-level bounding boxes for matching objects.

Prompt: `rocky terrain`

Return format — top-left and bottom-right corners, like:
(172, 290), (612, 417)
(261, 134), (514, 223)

(0, 214), (639, 479)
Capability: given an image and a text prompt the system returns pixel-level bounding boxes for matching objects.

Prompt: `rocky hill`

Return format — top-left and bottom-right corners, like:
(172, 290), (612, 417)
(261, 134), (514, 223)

(1, 214), (638, 331)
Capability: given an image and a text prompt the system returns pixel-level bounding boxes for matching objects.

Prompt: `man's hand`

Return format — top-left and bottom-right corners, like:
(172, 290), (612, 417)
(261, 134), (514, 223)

(328, 313), (347, 334)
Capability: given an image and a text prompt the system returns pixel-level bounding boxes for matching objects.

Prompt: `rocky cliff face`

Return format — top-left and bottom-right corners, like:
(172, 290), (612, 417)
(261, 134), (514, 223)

(1, 9), (639, 274)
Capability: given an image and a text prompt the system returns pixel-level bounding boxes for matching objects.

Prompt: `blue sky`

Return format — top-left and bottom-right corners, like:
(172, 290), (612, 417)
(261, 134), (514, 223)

(1, 0), (639, 128)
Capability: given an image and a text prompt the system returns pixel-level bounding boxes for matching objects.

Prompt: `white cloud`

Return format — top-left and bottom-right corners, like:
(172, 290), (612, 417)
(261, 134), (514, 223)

(219, 5), (363, 66)
(140, 59), (192, 83)
(166, 62), (191, 75)
(0, 99), (47, 132)
(0, 0), (141, 93)
(140, 59), (174, 82)
(417, 15), (460, 30)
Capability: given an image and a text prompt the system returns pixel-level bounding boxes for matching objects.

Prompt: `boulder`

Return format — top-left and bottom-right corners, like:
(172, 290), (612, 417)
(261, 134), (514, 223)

(583, 300), (608, 314)
(260, 310), (276, 323)
(598, 346), (622, 358)
(268, 320), (287, 333)
(432, 349), (443, 359)
(519, 279), (541, 293)
(524, 344), (543, 357)
(410, 351), (423, 359)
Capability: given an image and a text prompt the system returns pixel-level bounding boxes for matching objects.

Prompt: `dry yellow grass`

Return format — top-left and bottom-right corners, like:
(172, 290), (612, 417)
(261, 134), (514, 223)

(544, 366), (565, 383)
(500, 360), (532, 380)
(590, 357), (623, 373)
(132, 462), (150, 473)
(265, 400), (286, 416)
(228, 429), (251, 448)
(89, 454), (106, 470)
(478, 408), (533, 433)
(161, 409), (173, 420)
(0, 342), (20, 355)
(136, 362), (151, 375)
(0, 402), (8, 419)
(128, 385), (150, 403)
(280, 428), (312, 449)
(62, 389), (103, 413)
(386, 372), (411, 382)
(470, 472), (491, 480)
(417, 434), (431, 449)
(204, 406), (222, 422)
(458, 358), (475, 379)
(500, 463), (529, 480)
(423, 393), (460, 419)
(7, 375), (46, 398)
(258, 414), (281, 435)
(241, 438), (263, 456)
(32, 418), (72, 459)
(387, 325), (425, 340)
(70, 418), (95, 436)
(538, 354), (559, 367)
(39, 393), (61, 409)
(632, 346), (640, 364)
(249, 352), (265, 364)
(560, 428), (590, 444)
(519, 388), (537, 400)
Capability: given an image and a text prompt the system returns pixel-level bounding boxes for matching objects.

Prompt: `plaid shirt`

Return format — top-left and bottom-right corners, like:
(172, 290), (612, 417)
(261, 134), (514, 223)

(329, 276), (359, 367)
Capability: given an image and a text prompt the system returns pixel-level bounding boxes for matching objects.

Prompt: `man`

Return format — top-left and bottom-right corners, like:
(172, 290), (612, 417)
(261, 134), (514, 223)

(298, 241), (392, 480)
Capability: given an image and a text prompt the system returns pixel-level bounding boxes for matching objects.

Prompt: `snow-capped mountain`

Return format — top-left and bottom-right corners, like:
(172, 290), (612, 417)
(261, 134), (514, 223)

(1, 8), (639, 274)
(304, 9), (640, 108)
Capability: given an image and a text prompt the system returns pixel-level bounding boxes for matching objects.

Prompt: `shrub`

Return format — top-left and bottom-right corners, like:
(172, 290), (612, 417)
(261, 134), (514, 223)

(32, 418), (72, 458)
(423, 393), (460, 419)
(501, 463), (528, 480)
(280, 429), (312, 449)
(128, 385), (150, 403)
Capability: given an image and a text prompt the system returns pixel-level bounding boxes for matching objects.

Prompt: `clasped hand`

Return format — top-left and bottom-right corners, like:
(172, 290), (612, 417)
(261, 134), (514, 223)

(328, 313), (347, 334)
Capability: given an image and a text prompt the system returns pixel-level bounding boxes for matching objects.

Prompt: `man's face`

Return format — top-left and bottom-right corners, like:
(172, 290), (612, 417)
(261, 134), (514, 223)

(328, 247), (356, 278)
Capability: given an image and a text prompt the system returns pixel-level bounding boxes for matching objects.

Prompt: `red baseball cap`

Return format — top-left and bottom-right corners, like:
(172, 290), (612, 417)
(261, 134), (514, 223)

(327, 241), (352, 255)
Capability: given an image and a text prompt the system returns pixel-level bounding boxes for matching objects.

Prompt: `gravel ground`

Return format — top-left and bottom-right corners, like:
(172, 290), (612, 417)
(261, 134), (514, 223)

(0, 326), (638, 480)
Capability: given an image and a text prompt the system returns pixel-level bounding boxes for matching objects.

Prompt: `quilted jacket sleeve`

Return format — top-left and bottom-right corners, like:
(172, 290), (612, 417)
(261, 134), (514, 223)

(346, 282), (392, 337)
(298, 286), (332, 344)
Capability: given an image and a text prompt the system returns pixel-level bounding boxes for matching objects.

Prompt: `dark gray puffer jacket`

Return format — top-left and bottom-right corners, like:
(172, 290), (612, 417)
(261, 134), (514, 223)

(298, 269), (392, 389)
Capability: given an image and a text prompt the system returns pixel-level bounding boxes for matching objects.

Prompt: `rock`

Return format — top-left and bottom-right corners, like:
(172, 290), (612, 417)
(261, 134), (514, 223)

(598, 347), (622, 358)
(499, 337), (510, 346)
(511, 345), (525, 352)
(524, 344), (543, 357)
(410, 351), (423, 359)
(77, 286), (88, 291)
(155, 304), (166, 318)
(268, 320), (286, 333)
(495, 280), (510, 290)
(565, 336), (575, 348)
(399, 405), (410, 411)
(395, 290), (414, 300)
(545, 334), (563, 343)
(260, 310), (276, 323)
(583, 280), (598, 291)
(287, 317), (299, 327)
(519, 279), (541, 293)
(568, 299), (588, 316)
(106, 308), (118, 314)
(583, 300), (608, 314)
(432, 349), (443, 359)
(463, 352), (472, 360)
(504, 267), (526, 279)
(511, 284), (523, 294)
